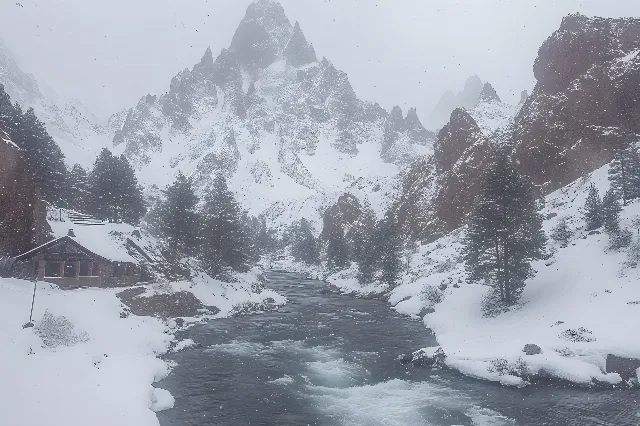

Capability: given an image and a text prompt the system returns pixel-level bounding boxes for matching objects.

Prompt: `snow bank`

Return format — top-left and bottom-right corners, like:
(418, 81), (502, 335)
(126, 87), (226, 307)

(328, 164), (640, 387)
(0, 278), (173, 426)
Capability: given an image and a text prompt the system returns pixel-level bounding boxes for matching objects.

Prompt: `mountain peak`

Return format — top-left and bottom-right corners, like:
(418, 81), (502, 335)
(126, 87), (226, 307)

(478, 82), (501, 103)
(229, 0), (293, 69)
(284, 21), (317, 67)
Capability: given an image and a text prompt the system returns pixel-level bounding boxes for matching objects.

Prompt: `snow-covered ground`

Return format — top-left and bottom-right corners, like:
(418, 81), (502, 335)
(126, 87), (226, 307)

(0, 278), (173, 426)
(329, 164), (640, 387)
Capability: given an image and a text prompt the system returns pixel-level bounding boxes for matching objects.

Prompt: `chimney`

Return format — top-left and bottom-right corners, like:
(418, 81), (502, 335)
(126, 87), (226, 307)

(67, 229), (76, 238)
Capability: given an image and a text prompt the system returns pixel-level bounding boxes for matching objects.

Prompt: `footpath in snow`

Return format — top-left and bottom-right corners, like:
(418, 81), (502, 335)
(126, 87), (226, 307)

(0, 267), (285, 426)
(327, 164), (640, 387)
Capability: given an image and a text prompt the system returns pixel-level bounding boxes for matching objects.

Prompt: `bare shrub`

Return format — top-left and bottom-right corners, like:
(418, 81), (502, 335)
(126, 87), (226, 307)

(35, 310), (89, 348)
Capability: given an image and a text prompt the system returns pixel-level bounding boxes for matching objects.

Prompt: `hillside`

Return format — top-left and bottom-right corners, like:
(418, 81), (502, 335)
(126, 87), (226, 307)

(329, 163), (640, 386)
(0, 38), (108, 165)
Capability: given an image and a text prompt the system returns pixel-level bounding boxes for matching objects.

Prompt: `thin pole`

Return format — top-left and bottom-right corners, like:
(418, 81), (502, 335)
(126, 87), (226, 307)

(29, 280), (37, 323)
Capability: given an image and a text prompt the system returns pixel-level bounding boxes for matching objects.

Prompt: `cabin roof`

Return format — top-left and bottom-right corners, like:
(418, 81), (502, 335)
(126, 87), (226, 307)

(14, 236), (116, 263)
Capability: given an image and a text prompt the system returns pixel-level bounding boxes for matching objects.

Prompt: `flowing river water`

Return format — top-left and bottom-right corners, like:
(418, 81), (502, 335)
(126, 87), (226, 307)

(157, 271), (639, 426)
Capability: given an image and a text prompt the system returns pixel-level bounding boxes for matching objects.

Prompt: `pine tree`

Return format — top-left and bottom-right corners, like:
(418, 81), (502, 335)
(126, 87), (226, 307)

(154, 172), (199, 258)
(198, 174), (251, 279)
(602, 188), (622, 235)
(289, 219), (320, 264)
(348, 201), (377, 265)
(326, 224), (350, 270)
(464, 155), (547, 305)
(584, 184), (603, 231)
(608, 141), (640, 205)
(87, 149), (146, 224)
(377, 214), (403, 287)
(254, 217), (278, 255)
(66, 164), (90, 212)
(550, 217), (572, 246)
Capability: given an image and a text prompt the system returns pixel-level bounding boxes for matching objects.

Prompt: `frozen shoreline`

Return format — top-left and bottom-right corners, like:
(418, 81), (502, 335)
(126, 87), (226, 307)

(0, 267), (286, 426)
(287, 165), (640, 389)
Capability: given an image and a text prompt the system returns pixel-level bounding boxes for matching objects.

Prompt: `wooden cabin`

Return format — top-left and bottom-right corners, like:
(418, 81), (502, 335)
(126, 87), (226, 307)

(12, 235), (142, 288)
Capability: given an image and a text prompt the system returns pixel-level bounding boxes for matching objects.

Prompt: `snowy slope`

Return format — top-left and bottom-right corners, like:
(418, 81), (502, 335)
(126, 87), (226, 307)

(109, 1), (433, 229)
(0, 37), (108, 166)
(331, 163), (640, 387)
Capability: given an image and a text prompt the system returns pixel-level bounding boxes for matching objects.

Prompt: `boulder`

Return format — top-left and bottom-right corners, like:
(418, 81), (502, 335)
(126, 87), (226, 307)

(420, 307), (435, 317)
(399, 347), (447, 368)
(606, 354), (640, 381)
(523, 344), (543, 355)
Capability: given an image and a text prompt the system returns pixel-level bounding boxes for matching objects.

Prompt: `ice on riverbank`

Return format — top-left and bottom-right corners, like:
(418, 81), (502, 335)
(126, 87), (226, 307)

(328, 164), (640, 387)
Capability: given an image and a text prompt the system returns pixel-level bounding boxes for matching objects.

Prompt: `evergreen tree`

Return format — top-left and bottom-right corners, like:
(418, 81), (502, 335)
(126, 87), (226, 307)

(66, 164), (90, 212)
(198, 174), (251, 279)
(254, 217), (278, 255)
(0, 86), (67, 204)
(550, 217), (572, 246)
(292, 219), (320, 265)
(602, 188), (622, 235)
(464, 155), (547, 305)
(584, 184), (603, 231)
(154, 172), (199, 258)
(608, 141), (640, 205)
(87, 149), (146, 224)
(348, 201), (377, 265)
(376, 213), (404, 287)
(326, 224), (350, 270)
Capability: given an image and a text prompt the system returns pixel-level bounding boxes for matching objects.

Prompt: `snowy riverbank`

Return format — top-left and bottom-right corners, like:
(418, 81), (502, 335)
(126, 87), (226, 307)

(328, 165), (640, 387)
(0, 267), (286, 426)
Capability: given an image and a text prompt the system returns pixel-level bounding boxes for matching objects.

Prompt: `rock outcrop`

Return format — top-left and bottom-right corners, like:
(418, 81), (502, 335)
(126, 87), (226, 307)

(514, 14), (640, 192)
(397, 14), (640, 241)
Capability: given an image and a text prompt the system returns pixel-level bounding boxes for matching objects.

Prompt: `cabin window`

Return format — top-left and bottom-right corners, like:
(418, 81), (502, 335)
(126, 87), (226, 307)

(64, 263), (77, 278)
(80, 261), (91, 276)
(44, 262), (61, 277)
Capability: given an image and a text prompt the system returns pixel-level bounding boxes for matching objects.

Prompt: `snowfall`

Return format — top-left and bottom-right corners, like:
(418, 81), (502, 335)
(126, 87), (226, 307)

(0, 215), (285, 426)
(320, 163), (640, 387)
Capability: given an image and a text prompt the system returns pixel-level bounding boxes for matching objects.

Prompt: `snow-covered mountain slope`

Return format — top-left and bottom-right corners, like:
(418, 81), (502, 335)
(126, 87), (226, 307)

(333, 162), (640, 387)
(0, 37), (107, 166)
(468, 83), (515, 136)
(109, 0), (433, 229)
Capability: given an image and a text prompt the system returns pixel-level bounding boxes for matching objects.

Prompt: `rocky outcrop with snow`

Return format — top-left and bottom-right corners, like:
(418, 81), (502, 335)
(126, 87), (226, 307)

(0, 38), (107, 165)
(109, 0), (432, 227)
(427, 75), (485, 131)
(514, 14), (640, 192)
(397, 14), (640, 241)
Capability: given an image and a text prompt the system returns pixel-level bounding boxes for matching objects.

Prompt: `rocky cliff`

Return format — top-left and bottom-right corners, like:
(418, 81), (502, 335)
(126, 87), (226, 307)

(397, 14), (640, 241)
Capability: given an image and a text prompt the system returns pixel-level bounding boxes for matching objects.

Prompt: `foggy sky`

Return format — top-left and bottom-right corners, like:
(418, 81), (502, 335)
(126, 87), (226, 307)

(0, 0), (639, 123)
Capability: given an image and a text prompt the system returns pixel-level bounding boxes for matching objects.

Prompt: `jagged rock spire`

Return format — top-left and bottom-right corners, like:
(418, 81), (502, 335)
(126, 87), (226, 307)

(478, 82), (501, 103)
(284, 21), (317, 67)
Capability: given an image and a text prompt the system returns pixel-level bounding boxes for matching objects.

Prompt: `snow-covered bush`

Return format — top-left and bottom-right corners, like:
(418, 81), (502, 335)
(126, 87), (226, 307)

(625, 236), (640, 268)
(550, 217), (573, 246)
(35, 310), (89, 348)
(608, 228), (633, 251)
(488, 357), (530, 377)
(420, 286), (443, 305)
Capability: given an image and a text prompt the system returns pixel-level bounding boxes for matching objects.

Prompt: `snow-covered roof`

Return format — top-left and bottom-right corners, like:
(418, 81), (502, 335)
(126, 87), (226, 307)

(46, 209), (160, 264)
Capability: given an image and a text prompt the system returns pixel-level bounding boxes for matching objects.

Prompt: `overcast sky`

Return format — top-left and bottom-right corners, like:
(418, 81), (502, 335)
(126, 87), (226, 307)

(0, 0), (639, 122)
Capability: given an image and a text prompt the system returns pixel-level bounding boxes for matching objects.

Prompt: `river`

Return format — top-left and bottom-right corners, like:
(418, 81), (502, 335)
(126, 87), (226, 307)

(157, 271), (639, 426)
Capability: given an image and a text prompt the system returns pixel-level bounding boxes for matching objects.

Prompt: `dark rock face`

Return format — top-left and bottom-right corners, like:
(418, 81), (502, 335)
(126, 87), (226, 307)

(284, 22), (317, 67)
(433, 108), (482, 172)
(478, 82), (501, 103)
(0, 132), (49, 256)
(606, 354), (640, 381)
(397, 14), (640, 241)
(514, 14), (640, 192)
(523, 344), (543, 355)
